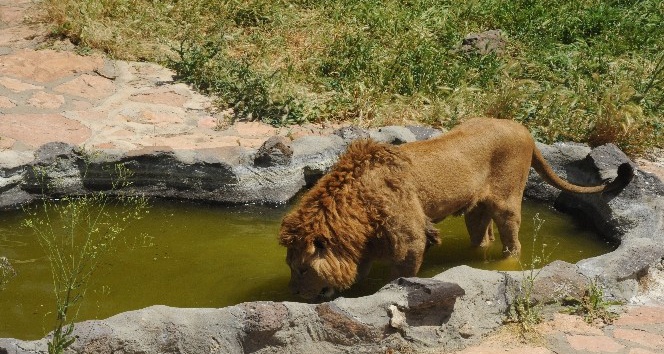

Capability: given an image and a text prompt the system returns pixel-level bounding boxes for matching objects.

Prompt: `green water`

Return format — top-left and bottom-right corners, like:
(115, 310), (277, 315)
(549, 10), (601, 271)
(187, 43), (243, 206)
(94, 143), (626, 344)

(0, 199), (614, 340)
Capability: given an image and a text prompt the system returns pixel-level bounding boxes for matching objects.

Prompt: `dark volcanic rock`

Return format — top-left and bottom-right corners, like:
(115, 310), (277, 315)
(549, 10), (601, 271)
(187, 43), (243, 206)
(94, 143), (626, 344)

(254, 136), (294, 167)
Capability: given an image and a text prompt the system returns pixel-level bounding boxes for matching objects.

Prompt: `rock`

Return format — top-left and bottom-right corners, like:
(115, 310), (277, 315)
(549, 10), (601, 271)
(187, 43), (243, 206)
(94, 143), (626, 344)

(388, 305), (407, 330)
(369, 126), (417, 145)
(333, 126), (370, 143)
(254, 136), (293, 167)
(1, 126), (663, 354)
(458, 323), (474, 339)
(0, 114), (91, 149)
(405, 126), (443, 141)
(397, 277), (465, 312)
(23, 142), (86, 196)
(456, 29), (506, 56)
(530, 260), (591, 305)
(434, 266), (509, 345)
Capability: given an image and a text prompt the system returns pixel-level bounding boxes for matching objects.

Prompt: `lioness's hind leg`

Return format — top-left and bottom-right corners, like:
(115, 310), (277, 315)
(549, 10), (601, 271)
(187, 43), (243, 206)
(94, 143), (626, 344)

(465, 204), (494, 247)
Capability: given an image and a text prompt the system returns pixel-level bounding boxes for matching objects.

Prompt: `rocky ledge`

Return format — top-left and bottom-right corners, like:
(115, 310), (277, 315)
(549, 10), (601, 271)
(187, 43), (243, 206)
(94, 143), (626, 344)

(1, 128), (663, 354)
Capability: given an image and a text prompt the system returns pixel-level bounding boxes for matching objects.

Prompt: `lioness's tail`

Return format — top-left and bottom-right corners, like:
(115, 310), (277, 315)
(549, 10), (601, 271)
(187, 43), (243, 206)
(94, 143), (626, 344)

(531, 147), (634, 194)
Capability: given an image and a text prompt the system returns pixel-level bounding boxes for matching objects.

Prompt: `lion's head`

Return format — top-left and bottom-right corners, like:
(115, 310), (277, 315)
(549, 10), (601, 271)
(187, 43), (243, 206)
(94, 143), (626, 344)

(278, 140), (411, 299)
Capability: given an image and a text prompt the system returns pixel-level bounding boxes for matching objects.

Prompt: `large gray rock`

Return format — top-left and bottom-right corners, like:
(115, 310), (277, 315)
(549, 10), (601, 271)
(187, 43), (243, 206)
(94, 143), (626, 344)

(525, 142), (664, 299)
(1, 127), (663, 354)
(0, 278), (466, 354)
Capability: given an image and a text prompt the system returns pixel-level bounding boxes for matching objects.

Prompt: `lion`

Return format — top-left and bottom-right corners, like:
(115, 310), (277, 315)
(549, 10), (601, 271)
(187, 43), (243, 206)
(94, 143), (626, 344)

(278, 118), (633, 299)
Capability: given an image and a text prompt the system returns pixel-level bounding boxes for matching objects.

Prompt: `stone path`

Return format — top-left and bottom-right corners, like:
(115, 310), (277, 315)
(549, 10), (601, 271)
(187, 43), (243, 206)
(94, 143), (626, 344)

(0, 0), (341, 172)
(2, 1), (664, 353)
(445, 305), (664, 354)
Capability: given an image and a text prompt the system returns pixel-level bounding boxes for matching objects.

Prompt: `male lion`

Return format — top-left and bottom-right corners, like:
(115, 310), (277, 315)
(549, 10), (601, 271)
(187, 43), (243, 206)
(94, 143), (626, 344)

(278, 118), (633, 299)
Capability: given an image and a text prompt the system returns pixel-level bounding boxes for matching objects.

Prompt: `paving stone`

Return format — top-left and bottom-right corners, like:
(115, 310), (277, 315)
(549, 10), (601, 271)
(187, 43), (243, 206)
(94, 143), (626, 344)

(539, 313), (604, 336)
(0, 76), (43, 92)
(0, 95), (15, 108)
(197, 116), (219, 130)
(0, 113), (91, 148)
(0, 49), (103, 82)
(26, 91), (65, 109)
(613, 328), (664, 350)
(136, 109), (184, 125)
(54, 73), (116, 100)
(0, 5), (25, 24)
(566, 334), (625, 352)
(237, 137), (266, 148)
(0, 27), (37, 47)
(615, 306), (664, 326)
(70, 99), (94, 110)
(130, 89), (189, 107)
(0, 135), (15, 150)
(454, 345), (554, 354)
(233, 121), (279, 138)
(629, 348), (659, 354)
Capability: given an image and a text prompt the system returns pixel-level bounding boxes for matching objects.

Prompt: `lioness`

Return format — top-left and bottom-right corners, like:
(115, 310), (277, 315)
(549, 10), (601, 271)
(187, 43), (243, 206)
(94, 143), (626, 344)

(279, 118), (633, 299)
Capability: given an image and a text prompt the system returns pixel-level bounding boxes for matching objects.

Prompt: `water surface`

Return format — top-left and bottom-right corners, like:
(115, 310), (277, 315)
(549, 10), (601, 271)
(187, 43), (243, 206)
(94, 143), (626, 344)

(0, 199), (614, 339)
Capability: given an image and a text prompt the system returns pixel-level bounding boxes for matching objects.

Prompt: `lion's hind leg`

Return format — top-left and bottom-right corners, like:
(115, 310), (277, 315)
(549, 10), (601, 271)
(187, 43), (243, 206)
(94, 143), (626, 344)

(425, 220), (441, 251)
(464, 204), (494, 248)
(491, 203), (522, 257)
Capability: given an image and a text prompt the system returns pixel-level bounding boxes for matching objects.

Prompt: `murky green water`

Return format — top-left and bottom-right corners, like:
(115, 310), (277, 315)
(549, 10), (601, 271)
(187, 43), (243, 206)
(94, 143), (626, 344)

(0, 199), (614, 340)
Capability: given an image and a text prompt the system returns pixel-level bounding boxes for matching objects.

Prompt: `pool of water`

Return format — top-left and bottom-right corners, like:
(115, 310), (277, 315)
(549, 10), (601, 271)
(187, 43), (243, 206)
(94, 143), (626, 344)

(0, 199), (615, 340)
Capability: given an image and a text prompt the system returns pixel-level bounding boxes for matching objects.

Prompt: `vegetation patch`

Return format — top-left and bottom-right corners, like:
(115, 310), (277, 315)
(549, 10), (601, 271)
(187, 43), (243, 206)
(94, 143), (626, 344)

(37, 0), (663, 156)
(563, 278), (620, 325)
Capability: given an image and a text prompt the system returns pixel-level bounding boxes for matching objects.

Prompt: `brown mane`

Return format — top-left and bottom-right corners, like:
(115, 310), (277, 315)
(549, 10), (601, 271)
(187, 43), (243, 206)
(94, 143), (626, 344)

(279, 139), (411, 289)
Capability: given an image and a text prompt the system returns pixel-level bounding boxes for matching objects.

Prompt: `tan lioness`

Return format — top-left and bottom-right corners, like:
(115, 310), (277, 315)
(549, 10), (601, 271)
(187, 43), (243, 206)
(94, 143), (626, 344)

(279, 118), (633, 299)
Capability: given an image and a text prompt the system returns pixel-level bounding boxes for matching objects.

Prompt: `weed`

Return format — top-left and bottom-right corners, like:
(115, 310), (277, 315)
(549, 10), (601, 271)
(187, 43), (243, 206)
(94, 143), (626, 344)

(563, 278), (620, 325)
(23, 163), (148, 354)
(506, 214), (555, 334)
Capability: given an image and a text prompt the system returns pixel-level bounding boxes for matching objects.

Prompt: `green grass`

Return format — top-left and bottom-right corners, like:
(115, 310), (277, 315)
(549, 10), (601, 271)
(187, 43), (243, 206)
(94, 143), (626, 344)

(38, 0), (663, 156)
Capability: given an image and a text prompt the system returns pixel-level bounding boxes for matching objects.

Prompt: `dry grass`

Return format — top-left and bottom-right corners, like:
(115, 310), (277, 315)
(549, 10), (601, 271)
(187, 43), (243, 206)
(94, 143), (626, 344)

(36, 0), (664, 156)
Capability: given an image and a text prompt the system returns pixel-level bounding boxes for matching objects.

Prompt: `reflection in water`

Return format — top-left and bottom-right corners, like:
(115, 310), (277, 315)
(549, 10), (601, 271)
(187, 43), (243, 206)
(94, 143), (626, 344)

(0, 199), (614, 339)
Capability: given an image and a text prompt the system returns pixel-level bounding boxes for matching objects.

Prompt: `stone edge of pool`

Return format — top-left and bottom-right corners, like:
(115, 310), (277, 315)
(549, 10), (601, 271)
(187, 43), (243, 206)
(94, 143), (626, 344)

(1, 127), (662, 354)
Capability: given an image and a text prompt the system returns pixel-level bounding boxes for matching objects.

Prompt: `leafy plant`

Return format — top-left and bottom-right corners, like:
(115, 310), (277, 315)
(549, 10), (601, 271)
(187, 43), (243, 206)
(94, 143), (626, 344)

(563, 278), (620, 325)
(23, 163), (148, 354)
